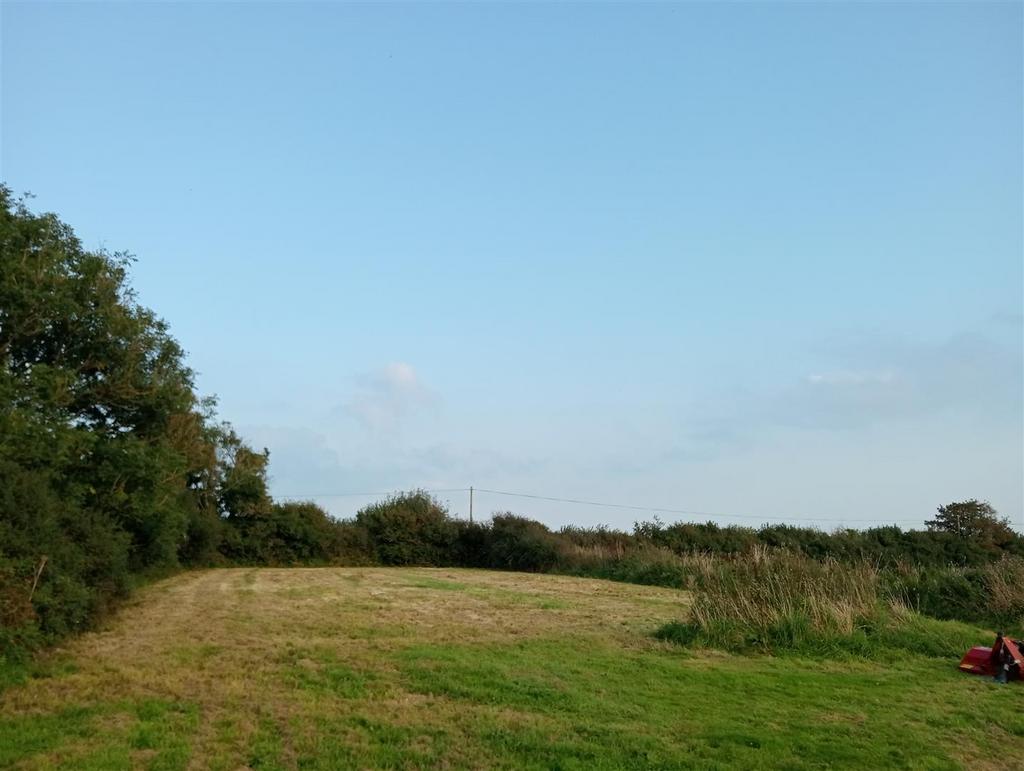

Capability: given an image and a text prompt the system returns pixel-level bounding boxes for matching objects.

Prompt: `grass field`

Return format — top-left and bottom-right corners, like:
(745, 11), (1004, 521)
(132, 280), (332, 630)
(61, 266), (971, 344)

(1, 568), (1022, 770)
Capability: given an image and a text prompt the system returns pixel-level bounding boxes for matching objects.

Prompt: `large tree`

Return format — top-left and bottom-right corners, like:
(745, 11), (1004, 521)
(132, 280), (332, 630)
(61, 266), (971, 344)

(0, 188), (230, 643)
(926, 500), (1017, 554)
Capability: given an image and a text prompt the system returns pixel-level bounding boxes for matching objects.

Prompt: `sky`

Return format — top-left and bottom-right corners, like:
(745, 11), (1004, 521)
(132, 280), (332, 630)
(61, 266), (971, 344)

(2, 1), (1022, 531)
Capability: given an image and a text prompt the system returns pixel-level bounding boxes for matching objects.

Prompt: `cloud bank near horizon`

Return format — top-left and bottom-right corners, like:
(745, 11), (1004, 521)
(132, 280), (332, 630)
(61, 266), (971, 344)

(241, 324), (1022, 531)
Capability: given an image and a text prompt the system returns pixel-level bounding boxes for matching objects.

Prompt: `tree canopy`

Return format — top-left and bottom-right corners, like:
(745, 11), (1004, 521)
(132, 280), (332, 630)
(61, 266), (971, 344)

(926, 499), (1017, 555)
(0, 188), (271, 648)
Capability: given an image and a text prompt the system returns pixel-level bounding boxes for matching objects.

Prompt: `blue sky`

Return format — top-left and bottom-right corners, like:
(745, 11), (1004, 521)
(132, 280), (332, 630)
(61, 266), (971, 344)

(3, 1), (1021, 530)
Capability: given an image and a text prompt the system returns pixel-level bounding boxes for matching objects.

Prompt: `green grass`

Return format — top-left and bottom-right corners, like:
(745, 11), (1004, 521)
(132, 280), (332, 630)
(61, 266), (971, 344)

(0, 655), (29, 692)
(0, 567), (1019, 769)
(395, 638), (1023, 769)
(0, 651), (77, 693)
(0, 699), (197, 770)
(277, 645), (373, 699)
(248, 717), (286, 769)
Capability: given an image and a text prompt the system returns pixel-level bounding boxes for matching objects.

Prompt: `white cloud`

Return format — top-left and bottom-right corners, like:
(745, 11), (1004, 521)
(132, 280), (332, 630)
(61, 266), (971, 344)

(650, 329), (1022, 465)
(343, 362), (438, 433)
(767, 333), (1021, 431)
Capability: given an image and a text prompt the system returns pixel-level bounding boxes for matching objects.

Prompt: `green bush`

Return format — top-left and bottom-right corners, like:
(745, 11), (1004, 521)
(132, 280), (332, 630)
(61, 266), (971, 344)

(450, 521), (493, 568)
(355, 492), (457, 566)
(223, 501), (374, 566)
(0, 561), (41, 658)
(486, 514), (561, 572)
(333, 521), (377, 566)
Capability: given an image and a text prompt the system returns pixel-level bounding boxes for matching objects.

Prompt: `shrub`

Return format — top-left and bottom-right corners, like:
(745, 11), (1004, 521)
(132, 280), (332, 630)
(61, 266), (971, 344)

(178, 505), (226, 566)
(450, 521), (493, 568)
(486, 514), (561, 572)
(221, 502), (377, 566)
(333, 521), (377, 566)
(356, 492), (458, 566)
(0, 561), (40, 656)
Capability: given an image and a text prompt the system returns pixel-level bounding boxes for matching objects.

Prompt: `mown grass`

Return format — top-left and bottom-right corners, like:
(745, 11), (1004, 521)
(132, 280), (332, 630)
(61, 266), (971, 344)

(0, 699), (197, 770)
(0, 567), (1020, 770)
(397, 639), (1024, 769)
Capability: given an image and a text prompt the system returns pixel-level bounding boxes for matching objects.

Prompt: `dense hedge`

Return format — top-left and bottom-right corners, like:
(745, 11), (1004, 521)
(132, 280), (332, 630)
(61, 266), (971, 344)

(632, 519), (1022, 567)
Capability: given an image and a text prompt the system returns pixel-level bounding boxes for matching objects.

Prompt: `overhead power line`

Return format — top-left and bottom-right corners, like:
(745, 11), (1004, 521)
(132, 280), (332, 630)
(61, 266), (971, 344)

(472, 487), (920, 525)
(277, 487), (468, 500)
(275, 485), (924, 526)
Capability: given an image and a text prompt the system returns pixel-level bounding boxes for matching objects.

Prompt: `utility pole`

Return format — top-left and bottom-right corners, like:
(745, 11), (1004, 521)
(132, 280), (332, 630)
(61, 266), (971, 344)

(469, 486), (474, 524)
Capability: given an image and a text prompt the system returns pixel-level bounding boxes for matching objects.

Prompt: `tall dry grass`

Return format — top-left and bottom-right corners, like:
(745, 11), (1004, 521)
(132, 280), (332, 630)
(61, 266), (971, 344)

(688, 547), (889, 638)
(653, 547), (995, 657)
(559, 537), (1023, 648)
(981, 555), (1024, 628)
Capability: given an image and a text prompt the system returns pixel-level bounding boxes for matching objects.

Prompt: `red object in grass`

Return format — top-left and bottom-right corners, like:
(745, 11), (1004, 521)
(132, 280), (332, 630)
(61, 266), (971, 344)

(959, 633), (1022, 681)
